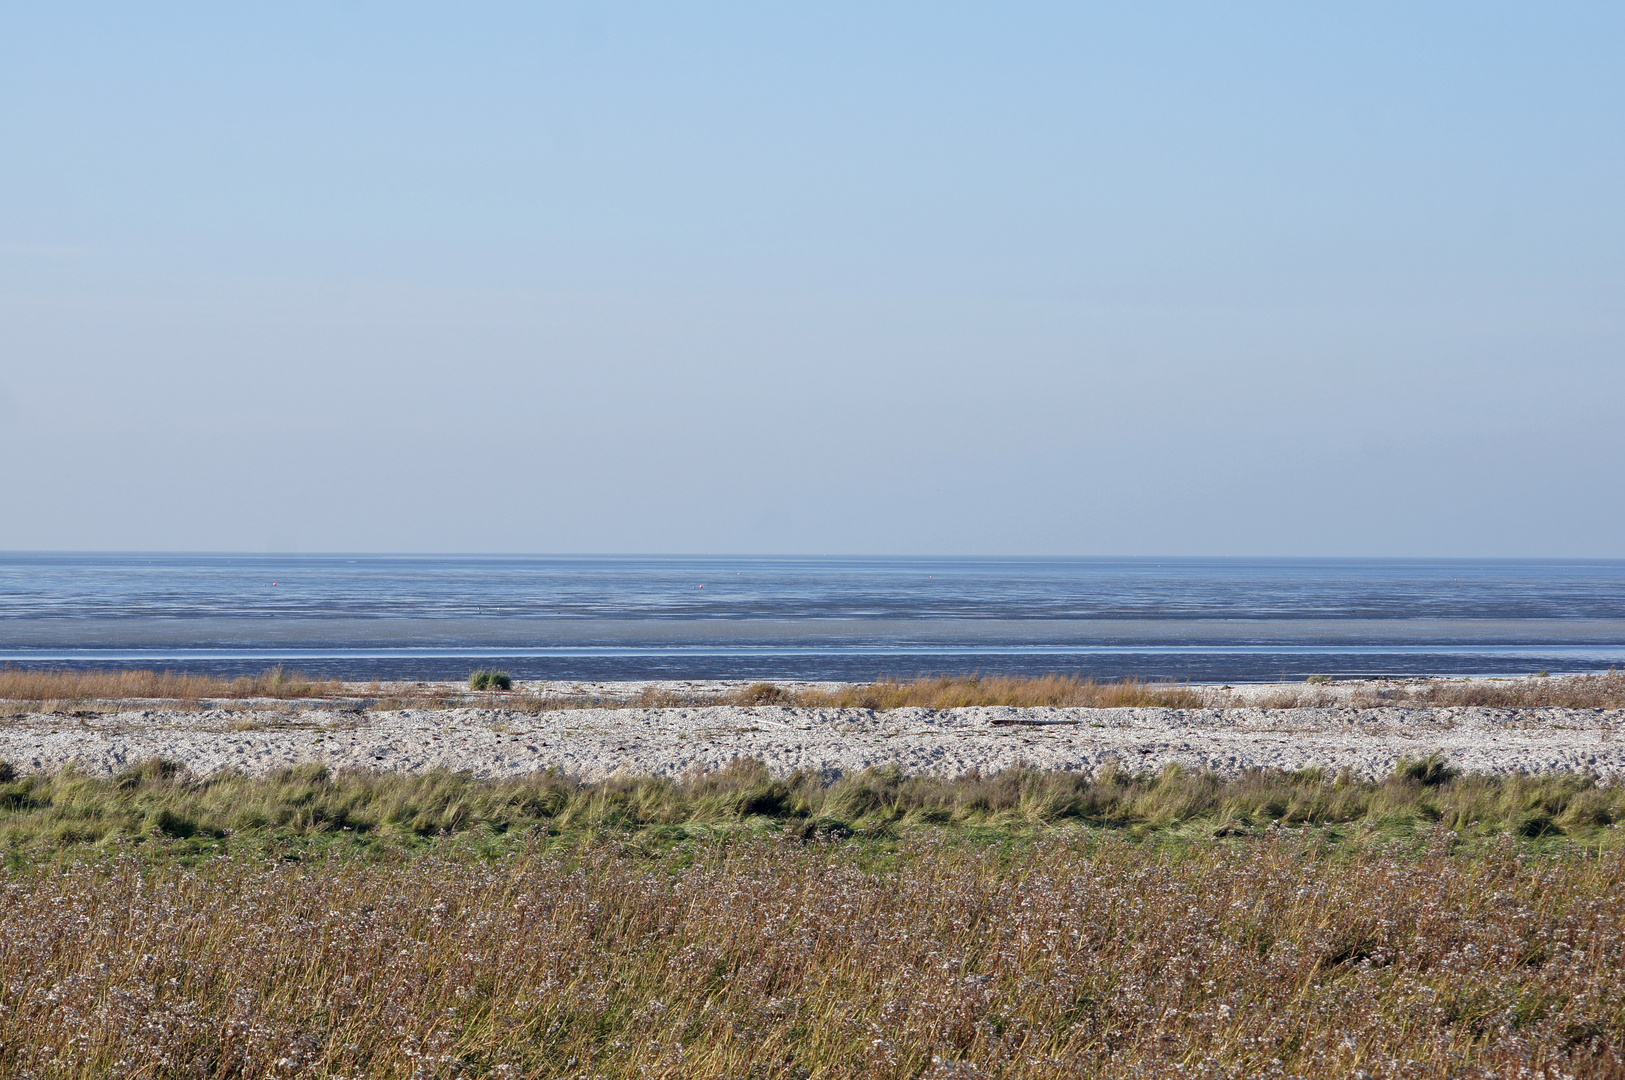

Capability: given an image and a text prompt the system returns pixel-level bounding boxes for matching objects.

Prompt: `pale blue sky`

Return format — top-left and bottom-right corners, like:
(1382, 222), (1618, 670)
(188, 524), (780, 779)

(2, 3), (1621, 555)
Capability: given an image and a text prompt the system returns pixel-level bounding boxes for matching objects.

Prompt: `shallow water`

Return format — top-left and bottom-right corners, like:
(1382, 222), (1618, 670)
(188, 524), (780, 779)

(2, 554), (1623, 681)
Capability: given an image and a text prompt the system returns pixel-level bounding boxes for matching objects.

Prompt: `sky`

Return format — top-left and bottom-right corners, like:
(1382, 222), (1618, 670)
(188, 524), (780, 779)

(2, 3), (1621, 557)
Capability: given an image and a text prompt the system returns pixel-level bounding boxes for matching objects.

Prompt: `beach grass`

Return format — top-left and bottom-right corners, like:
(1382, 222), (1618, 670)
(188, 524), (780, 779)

(757, 674), (1210, 710)
(2, 758), (1621, 855)
(0, 664), (342, 706)
(364, 669), (1625, 712)
(468, 669), (514, 691)
(1239, 668), (1625, 710)
(353, 675), (1213, 713)
(5, 667), (1623, 711)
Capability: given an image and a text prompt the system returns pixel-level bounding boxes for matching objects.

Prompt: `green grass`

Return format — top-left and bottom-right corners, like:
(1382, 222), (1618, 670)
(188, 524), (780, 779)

(1, 757), (1620, 857)
(467, 668), (513, 691)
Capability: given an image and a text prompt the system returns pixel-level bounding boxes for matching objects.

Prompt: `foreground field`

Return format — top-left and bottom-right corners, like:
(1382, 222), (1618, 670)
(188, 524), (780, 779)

(3, 830), (1623, 1079)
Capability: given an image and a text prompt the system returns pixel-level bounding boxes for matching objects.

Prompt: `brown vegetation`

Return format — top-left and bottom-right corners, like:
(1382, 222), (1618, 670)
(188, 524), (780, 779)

(427, 669), (1625, 712)
(5, 667), (1623, 712)
(350, 675), (1209, 714)
(1239, 668), (1625, 710)
(759, 674), (1207, 710)
(2, 832), (1624, 1077)
(1404, 668), (1625, 708)
(0, 664), (342, 706)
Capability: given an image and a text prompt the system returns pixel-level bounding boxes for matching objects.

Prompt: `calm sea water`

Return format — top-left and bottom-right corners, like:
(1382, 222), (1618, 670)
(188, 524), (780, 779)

(2, 554), (1624, 682)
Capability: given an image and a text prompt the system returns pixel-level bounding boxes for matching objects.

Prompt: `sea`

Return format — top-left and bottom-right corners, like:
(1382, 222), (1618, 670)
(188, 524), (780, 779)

(2, 554), (1624, 684)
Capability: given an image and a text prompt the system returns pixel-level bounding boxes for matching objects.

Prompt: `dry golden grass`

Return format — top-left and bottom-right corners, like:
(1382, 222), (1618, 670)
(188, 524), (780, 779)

(1405, 669), (1625, 708)
(732, 674), (1206, 710)
(1242, 669), (1625, 710)
(571, 671), (1625, 712)
(2, 834), (1624, 1077)
(0, 665), (342, 706)
(6, 668), (1622, 713)
(355, 676), (1206, 714)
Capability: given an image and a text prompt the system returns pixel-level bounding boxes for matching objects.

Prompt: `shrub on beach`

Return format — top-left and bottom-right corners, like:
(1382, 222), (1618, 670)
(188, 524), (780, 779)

(467, 669), (512, 691)
(736, 681), (793, 705)
(1394, 752), (1455, 787)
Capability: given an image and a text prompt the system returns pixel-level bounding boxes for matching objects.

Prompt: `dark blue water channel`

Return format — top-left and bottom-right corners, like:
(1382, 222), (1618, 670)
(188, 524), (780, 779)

(2, 554), (1623, 682)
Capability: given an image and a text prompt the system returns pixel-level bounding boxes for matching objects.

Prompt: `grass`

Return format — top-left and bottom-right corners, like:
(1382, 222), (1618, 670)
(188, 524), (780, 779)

(767, 674), (1209, 709)
(0, 664), (341, 707)
(4, 668), (1622, 1075)
(469, 669), (514, 691)
(3, 827), (1625, 1076)
(1246, 667), (1625, 709)
(1404, 668), (1625, 707)
(469, 668), (1625, 712)
(361, 675), (1213, 713)
(1, 757), (1621, 854)
(5, 667), (1623, 711)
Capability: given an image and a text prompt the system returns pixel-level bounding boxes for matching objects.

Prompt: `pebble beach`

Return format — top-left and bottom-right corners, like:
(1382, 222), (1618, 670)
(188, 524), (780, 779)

(4, 678), (1621, 781)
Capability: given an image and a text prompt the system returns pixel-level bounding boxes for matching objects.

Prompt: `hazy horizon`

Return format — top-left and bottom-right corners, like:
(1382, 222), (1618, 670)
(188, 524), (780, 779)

(4, 4), (1621, 558)
(6, 552), (1624, 568)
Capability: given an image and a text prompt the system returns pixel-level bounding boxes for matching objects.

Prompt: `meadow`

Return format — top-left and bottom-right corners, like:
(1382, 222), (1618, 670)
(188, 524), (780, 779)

(3, 821), (1624, 1078)
(0, 760), (1622, 1075)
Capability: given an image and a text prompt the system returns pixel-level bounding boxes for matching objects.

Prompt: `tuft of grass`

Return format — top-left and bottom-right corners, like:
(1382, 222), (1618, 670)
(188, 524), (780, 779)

(735, 681), (795, 705)
(1394, 752), (1456, 787)
(467, 669), (513, 691)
